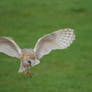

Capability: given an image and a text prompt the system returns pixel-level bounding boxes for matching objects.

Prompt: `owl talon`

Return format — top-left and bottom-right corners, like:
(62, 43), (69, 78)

(24, 71), (32, 77)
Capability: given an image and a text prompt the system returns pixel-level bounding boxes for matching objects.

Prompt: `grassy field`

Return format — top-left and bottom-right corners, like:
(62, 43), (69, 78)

(0, 0), (92, 92)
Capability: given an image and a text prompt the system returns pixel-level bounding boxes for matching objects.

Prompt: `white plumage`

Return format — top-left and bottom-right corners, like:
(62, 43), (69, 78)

(34, 28), (75, 59)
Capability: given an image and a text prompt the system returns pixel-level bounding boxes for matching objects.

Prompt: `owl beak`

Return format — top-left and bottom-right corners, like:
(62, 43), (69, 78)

(18, 62), (26, 72)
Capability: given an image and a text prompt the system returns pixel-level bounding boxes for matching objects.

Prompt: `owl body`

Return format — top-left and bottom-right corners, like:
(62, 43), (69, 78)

(19, 49), (40, 72)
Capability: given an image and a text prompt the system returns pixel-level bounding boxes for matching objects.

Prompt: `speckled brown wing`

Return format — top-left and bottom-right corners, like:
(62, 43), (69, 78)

(34, 28), (75, 59)
(0, 37), (21, 58)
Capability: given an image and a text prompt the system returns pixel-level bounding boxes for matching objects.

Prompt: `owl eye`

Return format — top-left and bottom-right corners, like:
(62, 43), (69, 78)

(28, 60), (31, 64)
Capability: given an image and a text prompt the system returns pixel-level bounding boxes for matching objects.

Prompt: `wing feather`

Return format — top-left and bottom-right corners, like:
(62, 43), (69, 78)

(0, 37), (21, 58)
(34, 28), (75, 59)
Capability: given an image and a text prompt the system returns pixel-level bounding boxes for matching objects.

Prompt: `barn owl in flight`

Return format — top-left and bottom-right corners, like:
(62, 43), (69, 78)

(0, 28), (75, 75)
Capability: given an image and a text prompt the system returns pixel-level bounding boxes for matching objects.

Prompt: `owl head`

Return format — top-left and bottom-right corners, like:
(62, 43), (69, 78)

(19, 49), (40, 72)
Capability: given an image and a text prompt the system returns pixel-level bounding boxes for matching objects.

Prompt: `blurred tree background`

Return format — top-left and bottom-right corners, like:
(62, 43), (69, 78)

(0, 0), (92, 92)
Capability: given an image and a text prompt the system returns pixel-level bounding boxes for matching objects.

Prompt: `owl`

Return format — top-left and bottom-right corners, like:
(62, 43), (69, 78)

(0, 28), (75, 76)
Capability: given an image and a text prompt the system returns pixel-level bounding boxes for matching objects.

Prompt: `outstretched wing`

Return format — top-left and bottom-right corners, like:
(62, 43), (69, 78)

(0, 37), (21, 58)
(34, 28), (75, 59)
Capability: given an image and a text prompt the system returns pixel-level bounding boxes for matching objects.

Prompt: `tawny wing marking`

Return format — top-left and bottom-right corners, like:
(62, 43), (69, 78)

(0, 37), (21, 58)
(34, 28), (75, 59)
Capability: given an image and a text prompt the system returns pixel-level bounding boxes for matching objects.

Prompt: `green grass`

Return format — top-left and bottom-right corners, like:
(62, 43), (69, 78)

(0, 0), (92, 92)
